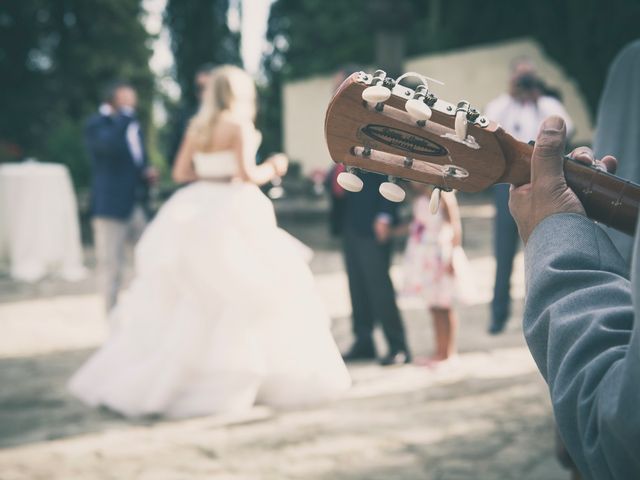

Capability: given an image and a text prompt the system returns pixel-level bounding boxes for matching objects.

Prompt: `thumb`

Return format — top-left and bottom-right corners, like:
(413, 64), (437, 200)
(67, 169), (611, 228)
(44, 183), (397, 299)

(531, 116), (567, 186)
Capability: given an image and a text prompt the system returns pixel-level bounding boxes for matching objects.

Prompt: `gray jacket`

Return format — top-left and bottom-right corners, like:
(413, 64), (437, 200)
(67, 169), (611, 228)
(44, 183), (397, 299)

(524, 213), (640, 480)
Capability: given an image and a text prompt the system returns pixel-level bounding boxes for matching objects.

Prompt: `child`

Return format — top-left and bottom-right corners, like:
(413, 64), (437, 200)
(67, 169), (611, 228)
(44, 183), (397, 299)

(401, 185), (473, 366)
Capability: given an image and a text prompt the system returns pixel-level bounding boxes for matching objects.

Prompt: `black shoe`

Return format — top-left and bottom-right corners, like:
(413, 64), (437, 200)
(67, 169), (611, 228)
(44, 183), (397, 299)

(488, 317), (508, 335)
(379, 350), (411, 366)
(342, 343), (376, 362)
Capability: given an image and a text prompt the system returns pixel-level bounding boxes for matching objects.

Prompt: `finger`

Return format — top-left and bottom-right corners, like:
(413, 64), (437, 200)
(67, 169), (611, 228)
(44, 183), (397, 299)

(568, 146), (594, 166)
(531, 116), (567, 186)
(601, 155), (618, 174)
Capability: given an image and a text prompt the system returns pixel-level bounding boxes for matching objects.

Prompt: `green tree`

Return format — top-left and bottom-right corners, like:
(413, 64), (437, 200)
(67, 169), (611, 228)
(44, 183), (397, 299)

(164, 0), (241, 109)
(261, 0), (640, 152)
(0, 0), (155, 188)
(260, 0), (426, 153)
(410, 0), (640, 116)
(259, 0), (372, 154)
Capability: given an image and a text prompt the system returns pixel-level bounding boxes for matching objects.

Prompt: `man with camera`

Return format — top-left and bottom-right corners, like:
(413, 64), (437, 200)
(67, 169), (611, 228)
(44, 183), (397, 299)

(485, 58), (574, 335)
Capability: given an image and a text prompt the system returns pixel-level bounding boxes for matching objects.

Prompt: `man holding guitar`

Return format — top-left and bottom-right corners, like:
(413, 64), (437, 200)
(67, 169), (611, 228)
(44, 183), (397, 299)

(510, 115), (639, 479)
(325, 70), (639, 478)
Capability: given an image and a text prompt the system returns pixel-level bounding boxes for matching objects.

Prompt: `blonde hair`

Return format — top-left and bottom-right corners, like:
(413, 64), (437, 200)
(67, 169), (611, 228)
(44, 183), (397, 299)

(188, 65), (256, 150)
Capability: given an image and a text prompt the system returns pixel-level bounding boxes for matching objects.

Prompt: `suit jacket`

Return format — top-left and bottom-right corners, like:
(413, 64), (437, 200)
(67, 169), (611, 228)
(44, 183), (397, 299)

(340, 171), (398, 239)
(85, 112), (148, 220)
(524, 213), (640, 480)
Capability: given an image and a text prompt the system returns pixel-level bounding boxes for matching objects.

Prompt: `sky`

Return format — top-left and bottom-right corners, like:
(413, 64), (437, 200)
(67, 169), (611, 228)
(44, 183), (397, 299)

(143, 0), (273, 101)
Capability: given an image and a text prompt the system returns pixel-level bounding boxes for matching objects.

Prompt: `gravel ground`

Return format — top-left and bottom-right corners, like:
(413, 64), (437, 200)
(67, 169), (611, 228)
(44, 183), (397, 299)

(0, 200), (569, 480)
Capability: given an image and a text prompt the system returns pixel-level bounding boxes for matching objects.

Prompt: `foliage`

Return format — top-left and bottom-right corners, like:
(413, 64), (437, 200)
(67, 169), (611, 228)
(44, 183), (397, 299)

(408, 0), (640, 117)
(261, 0), (640, 151)
(44, 118), (90, 189)
(0, 0), (154, 189)
(164, 0), (241, 110)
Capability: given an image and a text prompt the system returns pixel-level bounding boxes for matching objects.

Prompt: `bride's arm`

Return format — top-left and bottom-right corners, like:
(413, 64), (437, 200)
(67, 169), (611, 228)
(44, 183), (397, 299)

(172, 132), (199, 184)
(232, 123), (280, 186)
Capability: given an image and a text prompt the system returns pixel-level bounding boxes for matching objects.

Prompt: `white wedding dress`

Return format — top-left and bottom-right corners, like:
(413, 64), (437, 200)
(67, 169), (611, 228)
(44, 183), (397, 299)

(69, 150), (351, 418)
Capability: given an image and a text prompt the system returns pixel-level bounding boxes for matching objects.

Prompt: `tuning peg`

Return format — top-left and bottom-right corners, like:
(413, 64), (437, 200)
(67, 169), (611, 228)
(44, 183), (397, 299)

(405, 99), (432, 123)
(337, 168), (363, 192)
(455, 110), (468, 140)
(362, 69), (392, 107)
(362, 84), (391, 104)
(429, 187), (441, 214)
(405, 84), (433, 124)
(379, 177), (405, 203)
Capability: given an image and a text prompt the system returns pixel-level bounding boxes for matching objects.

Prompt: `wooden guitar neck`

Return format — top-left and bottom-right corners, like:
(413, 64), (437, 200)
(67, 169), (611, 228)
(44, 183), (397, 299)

(497, 132), (639, 236)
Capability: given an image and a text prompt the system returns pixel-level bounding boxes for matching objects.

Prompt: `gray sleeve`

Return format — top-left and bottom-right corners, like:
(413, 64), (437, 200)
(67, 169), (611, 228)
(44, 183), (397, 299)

(524, 213), (640, 480)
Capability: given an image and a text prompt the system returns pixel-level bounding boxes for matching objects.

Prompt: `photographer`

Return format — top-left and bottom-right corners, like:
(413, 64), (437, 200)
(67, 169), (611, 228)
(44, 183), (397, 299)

(484, 58), (574, 335)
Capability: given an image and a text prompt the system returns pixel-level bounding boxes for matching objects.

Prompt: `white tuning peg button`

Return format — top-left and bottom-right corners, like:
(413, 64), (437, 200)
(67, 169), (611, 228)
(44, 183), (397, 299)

(405, 99), (432, 123)
(379, 182), (406, 203)
(455, 110), (468, 140)
(362, 85), (391, 104)
(429, 188), (441, 214)
(337, 171), (363, 192)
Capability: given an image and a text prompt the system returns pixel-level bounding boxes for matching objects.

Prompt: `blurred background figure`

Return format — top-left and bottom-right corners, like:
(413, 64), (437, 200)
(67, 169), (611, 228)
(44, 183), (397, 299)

(400, 187), (474, 367)
(85, 81), (157, 313)
(594, 40), (640, 263)
(328, 67), (410, 367)
(69, 66), (350, 418)
(167, 63), (215, 168)
(337, 169), (410, 366)
(485, 58), (574, 335)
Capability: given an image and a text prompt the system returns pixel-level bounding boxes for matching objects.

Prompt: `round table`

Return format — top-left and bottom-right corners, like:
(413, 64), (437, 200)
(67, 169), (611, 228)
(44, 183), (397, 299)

(0, 161), (87, 282)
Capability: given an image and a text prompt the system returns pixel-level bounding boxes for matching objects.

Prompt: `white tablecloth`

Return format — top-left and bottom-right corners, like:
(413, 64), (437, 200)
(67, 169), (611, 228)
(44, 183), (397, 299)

(0, 161), (87, 282)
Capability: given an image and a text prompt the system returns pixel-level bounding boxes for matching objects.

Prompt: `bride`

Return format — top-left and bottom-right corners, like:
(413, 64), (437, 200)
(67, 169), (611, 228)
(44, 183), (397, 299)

(69, 65), (351, 418)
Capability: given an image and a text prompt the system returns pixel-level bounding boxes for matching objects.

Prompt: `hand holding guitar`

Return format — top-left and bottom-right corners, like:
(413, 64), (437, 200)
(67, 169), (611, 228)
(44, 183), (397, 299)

(509, 116), (618, 243)
(266, 153), (289, 177)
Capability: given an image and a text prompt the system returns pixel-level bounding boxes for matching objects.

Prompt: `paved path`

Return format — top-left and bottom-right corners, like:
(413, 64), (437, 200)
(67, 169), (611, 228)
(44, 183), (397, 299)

(0, 202), (568, 479)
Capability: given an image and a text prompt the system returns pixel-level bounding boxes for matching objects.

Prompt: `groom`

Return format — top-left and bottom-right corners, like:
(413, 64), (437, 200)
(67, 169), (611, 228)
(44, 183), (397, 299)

(85, 81), (156, 312)
(336, 169), (411, 365)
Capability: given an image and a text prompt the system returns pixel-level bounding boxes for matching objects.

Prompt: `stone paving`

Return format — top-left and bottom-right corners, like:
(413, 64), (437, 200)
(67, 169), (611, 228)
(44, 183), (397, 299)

(0, 201), (569, 480)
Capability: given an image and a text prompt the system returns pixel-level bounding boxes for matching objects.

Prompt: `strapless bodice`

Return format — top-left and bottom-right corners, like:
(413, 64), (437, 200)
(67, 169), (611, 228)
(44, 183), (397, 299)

(193, 150), (238, 178)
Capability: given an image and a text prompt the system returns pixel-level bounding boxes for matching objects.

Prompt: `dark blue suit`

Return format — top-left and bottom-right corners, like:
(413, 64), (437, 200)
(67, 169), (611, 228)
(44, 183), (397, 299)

(85, 112), (149, 219)
(339, 171), (408, 354)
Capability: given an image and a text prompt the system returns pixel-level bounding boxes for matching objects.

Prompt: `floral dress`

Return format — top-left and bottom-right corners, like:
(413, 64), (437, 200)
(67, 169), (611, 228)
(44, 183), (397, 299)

(402, 195), (474, 308)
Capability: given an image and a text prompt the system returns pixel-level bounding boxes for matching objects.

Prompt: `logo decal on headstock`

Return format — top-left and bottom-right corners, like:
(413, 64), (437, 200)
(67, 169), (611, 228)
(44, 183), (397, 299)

(361, 124), (448, 157)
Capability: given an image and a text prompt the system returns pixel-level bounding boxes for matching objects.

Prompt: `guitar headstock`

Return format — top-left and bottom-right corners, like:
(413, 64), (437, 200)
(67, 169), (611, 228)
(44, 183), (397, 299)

(324, 70), (532, 203)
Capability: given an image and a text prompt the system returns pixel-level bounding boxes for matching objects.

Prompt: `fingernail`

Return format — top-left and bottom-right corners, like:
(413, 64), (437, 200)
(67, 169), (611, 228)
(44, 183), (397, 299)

(542, 116), (565, 132)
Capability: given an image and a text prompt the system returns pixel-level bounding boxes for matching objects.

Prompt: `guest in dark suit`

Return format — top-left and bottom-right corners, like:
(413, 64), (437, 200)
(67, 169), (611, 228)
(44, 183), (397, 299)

(85, 81), (157, 313)
(331, 168), (410, 365)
